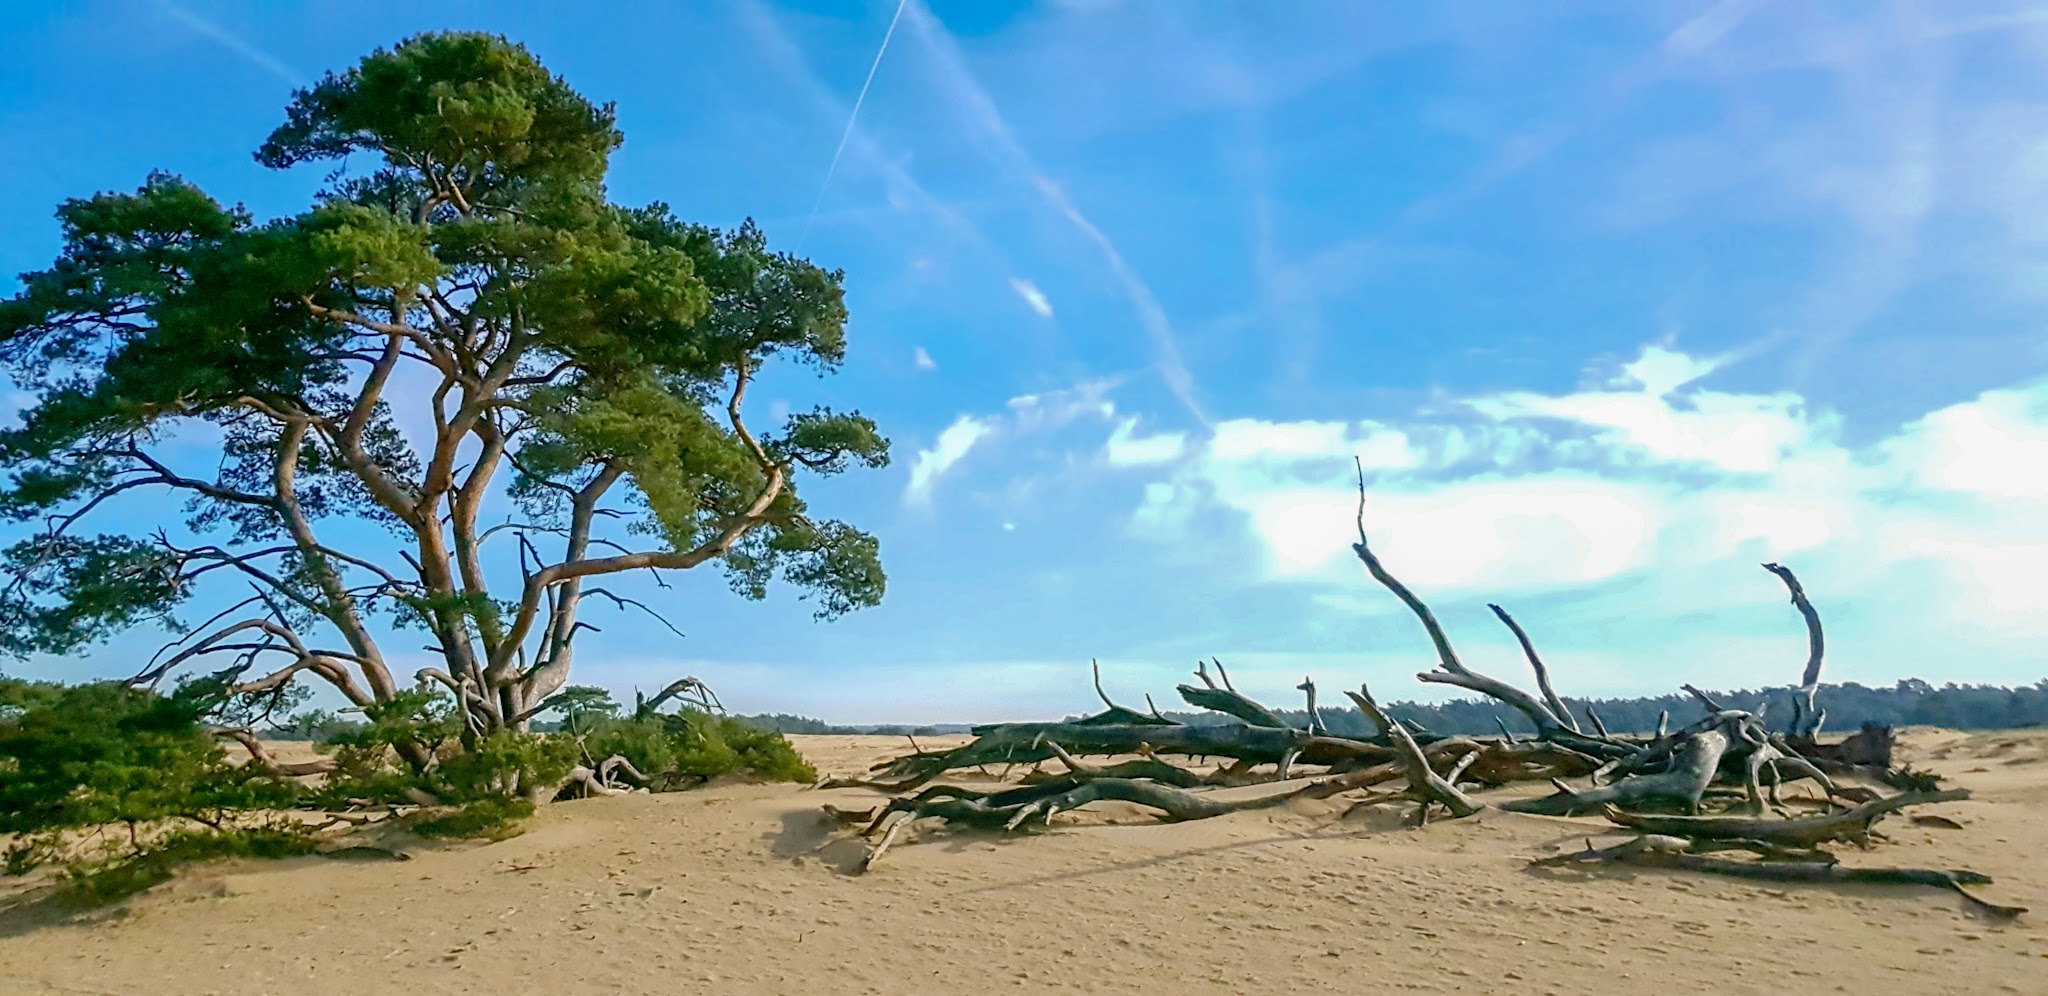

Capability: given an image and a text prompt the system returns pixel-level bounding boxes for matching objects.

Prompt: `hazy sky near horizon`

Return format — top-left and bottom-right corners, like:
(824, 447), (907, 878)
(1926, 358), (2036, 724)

(3, 1), (2046, 723)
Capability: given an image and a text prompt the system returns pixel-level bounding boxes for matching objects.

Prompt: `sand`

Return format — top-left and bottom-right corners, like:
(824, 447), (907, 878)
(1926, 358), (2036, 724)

(2, 728), (2044, 994)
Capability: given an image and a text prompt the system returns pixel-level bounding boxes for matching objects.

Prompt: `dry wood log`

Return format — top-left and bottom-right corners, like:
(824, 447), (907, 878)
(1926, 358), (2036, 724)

(872, 720), (1396, 790)
(1177, 680), (1289, 728)
(1346, 683), (1483, 821)
(853, 776), (1308, 869)
(1171, 658), (1289, 728)
(1503, 725), (1733, 816)
(1601, 789), (1971, 848)
(1532, 833), (2023, 920)
(1020, 742), (1209, 787)
(1348, 463), (1634, 760)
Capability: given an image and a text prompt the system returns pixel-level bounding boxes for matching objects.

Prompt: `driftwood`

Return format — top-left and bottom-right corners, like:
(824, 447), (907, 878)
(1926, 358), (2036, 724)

(855, 776), (1306, 870)
(1602, 789), (1971, 848)
(1764, 562), (1827, 741)
(1346, 683), (1483, 821)
(1504, 723), (1734, 816)
(1177, 659), (1290, 728)
(820, 474), (2016, 919)
(1533, 834), (2024, 920)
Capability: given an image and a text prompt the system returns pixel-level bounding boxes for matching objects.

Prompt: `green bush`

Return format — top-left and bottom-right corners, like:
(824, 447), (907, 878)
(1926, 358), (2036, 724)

(406, 797), (537, 841)
(582, 708), (816, 789)
(0, 673), (816, 907)
(0, 678), (316, 905)
(0, 678), (302, 840)
(310, 690), (577, 814)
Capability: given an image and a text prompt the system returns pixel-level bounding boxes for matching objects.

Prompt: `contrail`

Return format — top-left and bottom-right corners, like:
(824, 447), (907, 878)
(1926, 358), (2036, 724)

(796, 0), (910, 253)
(157, 1), (300, 85)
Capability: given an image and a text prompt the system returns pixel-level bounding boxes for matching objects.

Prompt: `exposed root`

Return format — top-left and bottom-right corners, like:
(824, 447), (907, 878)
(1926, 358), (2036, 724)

(1532, 834), (2024, 920)
(1345, 683), (1483, 821)
(1603, 789), (1972, 849)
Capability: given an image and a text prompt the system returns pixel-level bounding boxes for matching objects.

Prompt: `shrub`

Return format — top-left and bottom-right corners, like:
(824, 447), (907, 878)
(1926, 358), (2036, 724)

(0, 678), (315, 905)
(583, 708), (816, 790)
(406, 798), (538, 841)
(0, 678), (302, 840)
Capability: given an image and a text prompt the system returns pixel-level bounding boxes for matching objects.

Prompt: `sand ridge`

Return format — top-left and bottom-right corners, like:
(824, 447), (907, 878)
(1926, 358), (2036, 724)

(0, 728), (2042, 994)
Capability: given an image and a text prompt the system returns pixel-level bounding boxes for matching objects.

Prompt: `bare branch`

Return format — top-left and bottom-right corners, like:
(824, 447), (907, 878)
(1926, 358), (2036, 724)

(1489, 603), (1580, 734)
(1350, 458), (1570, 736)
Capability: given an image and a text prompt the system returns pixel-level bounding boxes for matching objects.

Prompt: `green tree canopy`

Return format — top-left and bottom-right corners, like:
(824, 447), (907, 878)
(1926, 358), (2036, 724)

(539, 684), (619, 732)
(0, 32), (889, 745)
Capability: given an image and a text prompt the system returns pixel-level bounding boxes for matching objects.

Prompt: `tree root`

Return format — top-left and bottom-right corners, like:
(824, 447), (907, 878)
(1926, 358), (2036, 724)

(852, 776), (1307, 870)
(1533, 834), (2024, 920)
(1504, 726), (1732, 816)
(1345, 684), (1483, 821)
(1602, 789), (1971, 848)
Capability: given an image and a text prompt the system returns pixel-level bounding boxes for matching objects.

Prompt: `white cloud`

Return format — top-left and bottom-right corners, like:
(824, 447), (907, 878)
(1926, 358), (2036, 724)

(1008, 277), (1054, 318)
(903, 415), (995, 505)
(1007, 378), (1118, 430)
(1881, 385), (2048, 499)
(1104, 417), (1187, 467)
(913, 346), (937, 371)
(1130, 344), (2048, 640)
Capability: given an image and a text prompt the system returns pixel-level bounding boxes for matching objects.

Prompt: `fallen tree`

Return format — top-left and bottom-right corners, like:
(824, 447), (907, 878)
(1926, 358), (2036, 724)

(815, 461), (2016, 919)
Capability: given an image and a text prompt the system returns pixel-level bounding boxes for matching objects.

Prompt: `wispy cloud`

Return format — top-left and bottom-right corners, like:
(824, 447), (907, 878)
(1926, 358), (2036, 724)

(900, 0), (1208, 424)
(1104, 417), (1187, 467)
(903, 414), (995, 506)
(156, 1), (299, 85)
(1008, 278), (1053, 318)
(1123, 342), (2048, 676)
(733, 0), (1048, 320)
(1397, 0), (1763, 227)
(913, 345), (937, 371)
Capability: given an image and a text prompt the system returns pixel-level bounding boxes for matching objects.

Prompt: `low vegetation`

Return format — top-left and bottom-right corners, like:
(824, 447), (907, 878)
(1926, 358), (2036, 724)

(0, 673), (812, 907)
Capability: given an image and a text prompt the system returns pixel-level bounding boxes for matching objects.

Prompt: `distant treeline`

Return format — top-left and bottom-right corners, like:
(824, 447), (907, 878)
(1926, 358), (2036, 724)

(1191, 679), (2048, 738)
(735, 679), (2048, 738)
(27, 677), (2037, 741)
(727, 713), (972, 737)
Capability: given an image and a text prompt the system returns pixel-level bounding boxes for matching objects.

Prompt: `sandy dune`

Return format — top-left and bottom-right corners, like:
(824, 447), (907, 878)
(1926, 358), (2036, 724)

(2, 728), (2043, 994)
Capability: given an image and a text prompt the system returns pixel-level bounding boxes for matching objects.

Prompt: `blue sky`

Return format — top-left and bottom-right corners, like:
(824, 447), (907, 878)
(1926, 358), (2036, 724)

(4, 0), (2047, 723)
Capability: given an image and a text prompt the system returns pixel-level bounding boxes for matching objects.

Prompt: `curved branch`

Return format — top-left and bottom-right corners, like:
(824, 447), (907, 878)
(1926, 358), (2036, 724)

(1489, 603), (1580, 734)
(1350, 458), (1569, 736)
(214, 727), (339, 777)
(1764, 562), (1826, 739)
(1344, 683), (1483, 820)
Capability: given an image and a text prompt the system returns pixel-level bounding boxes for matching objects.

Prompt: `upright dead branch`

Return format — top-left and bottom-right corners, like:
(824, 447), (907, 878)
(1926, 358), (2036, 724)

(1088, 660), (1175, 726)
(1297, 676), (1326, 736)
(1489, 603), (1580, 734)
(1345, 683), (1483, 820)
(1764, 562), (1826, 740)
(1349, 459), (1573, 739)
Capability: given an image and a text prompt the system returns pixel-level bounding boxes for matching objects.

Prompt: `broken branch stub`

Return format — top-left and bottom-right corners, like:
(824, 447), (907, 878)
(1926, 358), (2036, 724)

(1345, 683), (1484, 819)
